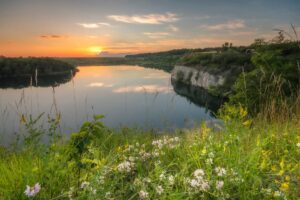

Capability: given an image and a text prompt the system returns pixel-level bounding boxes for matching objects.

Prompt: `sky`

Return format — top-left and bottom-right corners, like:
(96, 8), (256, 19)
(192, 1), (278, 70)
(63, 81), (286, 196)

(0, 0), (299, 57)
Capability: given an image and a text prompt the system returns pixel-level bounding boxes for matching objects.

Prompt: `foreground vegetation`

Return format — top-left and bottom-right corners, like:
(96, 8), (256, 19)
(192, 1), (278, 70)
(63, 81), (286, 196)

(0, 103), (299, 199)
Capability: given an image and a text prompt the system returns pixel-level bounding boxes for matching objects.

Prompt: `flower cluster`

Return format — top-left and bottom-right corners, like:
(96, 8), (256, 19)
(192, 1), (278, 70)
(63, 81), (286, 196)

(117, 160), (134, 173)
(24, 183), (41, 197)
(152, 136), (180, 149)
(139, 190), (149, 199)
(215, 167), (227, 177)
(189, 169), (210, 192)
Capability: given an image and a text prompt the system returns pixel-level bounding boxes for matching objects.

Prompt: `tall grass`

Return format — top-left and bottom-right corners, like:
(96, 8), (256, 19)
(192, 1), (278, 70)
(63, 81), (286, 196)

(0, 109), (299, 199)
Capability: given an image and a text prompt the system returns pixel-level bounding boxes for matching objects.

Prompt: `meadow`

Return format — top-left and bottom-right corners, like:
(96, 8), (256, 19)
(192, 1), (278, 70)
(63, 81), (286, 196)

(0, 102), (299, 199)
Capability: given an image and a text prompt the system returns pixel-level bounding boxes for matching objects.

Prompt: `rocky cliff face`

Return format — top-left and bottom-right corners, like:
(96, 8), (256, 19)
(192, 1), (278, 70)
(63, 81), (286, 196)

(171, 66), (225, 90)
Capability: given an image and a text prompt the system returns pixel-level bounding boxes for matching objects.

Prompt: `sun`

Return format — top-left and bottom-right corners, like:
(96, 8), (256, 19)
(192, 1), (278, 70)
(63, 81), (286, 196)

(88, 46), (103, 55)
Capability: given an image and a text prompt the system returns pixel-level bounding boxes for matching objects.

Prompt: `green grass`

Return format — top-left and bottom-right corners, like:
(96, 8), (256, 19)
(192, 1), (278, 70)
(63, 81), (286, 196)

(0, 111), (299, 199)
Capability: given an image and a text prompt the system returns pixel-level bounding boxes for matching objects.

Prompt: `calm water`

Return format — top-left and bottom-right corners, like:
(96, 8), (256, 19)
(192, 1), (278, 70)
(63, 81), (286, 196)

(0, 65), (220, 145)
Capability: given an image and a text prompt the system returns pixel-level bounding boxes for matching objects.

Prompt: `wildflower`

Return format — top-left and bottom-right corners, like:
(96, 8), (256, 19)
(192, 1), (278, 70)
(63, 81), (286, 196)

(152, 139), (163, 149)
(156, 185), (164, 195)
(97, 176), (105, 184)
(215, 167), (226, 177)
(285, 176), (290, 182)
(139, 190), (148, 199)
(190, 179), (200, 188)
(205, 158), (213, 165)
(91, 188), (97, 194)
(159, 173), (166, 181)
(152, 150), (160, 157)
(128, 156), (135, 162)
(199, 180), (210, 191)
(280, 182), (289, 191)
(117, 160), (133, 172)
(274, 190), (283, 197)
(168, 175), (175, 185)
(105, 192), (111, 199)
(297, 143), (300, 147)
(139, 151), (151, 160)
(134, 178), (142, 186)
(80, 181), (90, 189)
(216, 181), (224, 190)
(189, 178), (210, 191)
(208, 152), (215, 158)
(143, 177), (151, 183)
(68, 187), (75, 199)
(193, 169), (205, 178)
(24, 183), (41, 197)
(261, 188), (272, 195)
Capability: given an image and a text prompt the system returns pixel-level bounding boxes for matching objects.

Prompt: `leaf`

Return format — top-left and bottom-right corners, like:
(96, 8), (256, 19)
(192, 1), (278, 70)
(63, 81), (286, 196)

(93, 115), (105, 121)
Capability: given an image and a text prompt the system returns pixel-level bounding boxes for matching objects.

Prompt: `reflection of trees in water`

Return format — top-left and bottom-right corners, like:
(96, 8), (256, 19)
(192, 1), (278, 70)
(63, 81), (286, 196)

(0, 71), (77, 89)
(171, 79), (225, 114)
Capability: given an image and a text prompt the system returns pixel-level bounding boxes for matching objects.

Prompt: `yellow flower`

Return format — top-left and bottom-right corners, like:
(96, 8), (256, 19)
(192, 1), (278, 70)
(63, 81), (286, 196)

(280, 182), (289, 191)
(239, 106), (248, 117)
(285, 176), (290, 182)
(117, 146), (122, 152)
(278, 170), (285, 176)
(260, 160), (267, 170)
(271, 165), (277, 172)
(242, 120), (251, 127)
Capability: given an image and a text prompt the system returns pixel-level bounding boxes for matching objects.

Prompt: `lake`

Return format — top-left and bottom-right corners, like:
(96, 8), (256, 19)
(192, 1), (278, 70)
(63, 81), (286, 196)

(0, 65), (222, 145)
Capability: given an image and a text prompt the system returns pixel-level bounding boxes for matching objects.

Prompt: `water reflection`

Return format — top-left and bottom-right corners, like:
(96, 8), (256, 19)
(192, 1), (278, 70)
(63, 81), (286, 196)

(171, 79), (224, 114)
(0, 66), (222, 145)
(113, 85), (171, 94)
(0, 72), (76, 89)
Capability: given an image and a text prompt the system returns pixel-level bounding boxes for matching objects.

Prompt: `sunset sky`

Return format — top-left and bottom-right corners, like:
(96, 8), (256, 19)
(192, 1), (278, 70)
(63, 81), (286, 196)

(0, 0), (299, 57)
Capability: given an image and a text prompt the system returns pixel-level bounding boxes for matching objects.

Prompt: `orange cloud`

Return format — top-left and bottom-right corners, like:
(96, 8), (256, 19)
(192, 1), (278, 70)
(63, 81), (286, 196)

(39, 34), (68, 39)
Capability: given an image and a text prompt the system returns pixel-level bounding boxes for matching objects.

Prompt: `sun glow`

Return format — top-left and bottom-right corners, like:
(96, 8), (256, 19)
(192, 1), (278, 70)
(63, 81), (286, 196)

(88, 46), (103, 54)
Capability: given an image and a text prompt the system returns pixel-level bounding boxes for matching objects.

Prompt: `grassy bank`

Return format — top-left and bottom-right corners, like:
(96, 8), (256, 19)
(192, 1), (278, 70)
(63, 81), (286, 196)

(0, 109), (299, 199)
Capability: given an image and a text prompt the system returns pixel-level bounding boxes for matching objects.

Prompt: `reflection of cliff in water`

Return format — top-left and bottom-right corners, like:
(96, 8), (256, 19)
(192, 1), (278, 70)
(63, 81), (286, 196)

(0, 71), (77, 89)
(171, 79), (225, 114)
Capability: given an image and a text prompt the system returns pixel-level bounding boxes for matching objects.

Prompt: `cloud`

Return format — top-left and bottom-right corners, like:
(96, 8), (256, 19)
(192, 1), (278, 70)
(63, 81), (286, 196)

(39, 34), (67, 39)
(108, 12), (179, 24)
(77, 22), (111, 28)
(168, 25), (179, 32)
(201, 20), (246, 30)
(98, 22), (111, 26)
(143, 32), (170, 39)
(88, 82), (114, 87)
(113, 85), (171, 93)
